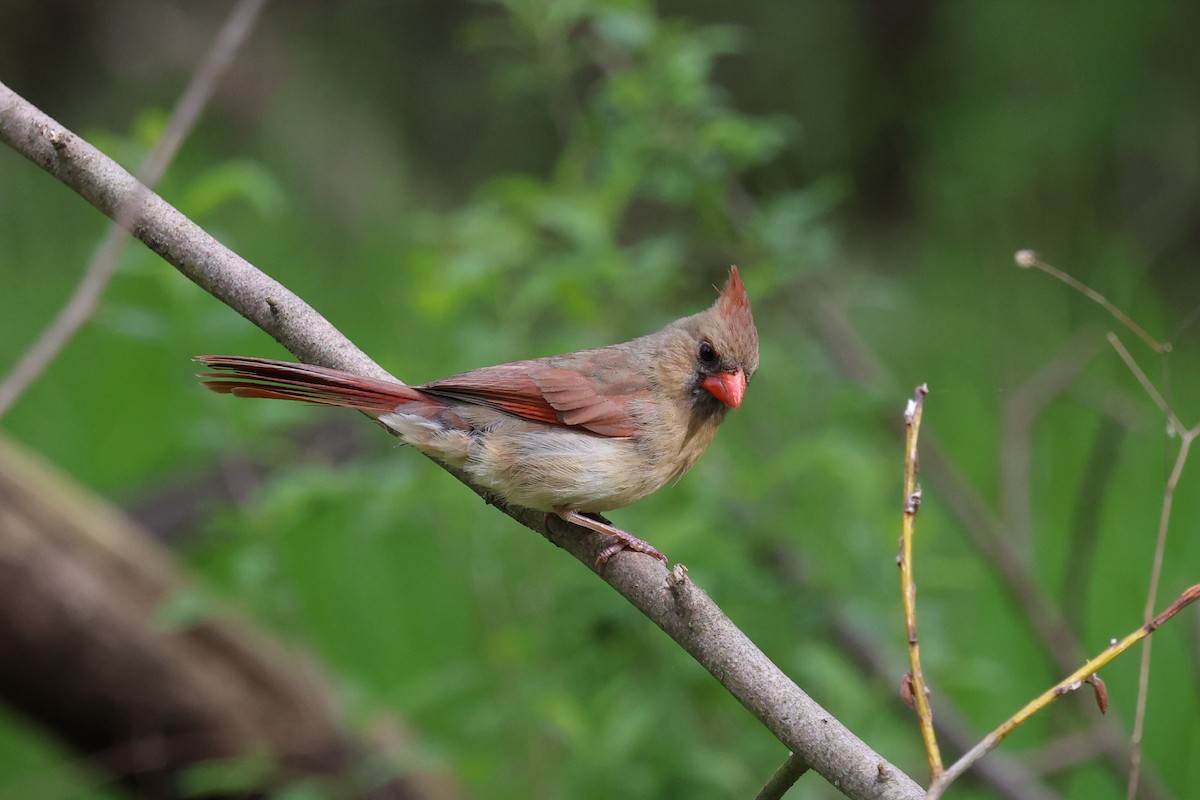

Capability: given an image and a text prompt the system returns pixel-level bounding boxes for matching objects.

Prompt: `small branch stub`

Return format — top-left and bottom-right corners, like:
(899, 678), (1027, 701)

(47, 127), (67, 150)
(904, 384), (928, 424)
(905, 487), (922, 515)
(754, 752), (809, 800)
(666, 562), (689, 592)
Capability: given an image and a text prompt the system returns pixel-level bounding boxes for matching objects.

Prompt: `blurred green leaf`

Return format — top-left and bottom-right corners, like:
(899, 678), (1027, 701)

(180, 159), (287, 220)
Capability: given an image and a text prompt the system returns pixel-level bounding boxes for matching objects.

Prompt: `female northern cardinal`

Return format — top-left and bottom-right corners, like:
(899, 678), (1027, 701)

(197, 266), (758, 566)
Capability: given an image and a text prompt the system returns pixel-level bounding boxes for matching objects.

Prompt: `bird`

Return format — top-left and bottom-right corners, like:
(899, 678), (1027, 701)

(197, 266), (758, 566)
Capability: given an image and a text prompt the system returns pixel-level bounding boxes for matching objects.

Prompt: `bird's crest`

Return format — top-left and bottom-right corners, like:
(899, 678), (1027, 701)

(716, 265), (753, 323)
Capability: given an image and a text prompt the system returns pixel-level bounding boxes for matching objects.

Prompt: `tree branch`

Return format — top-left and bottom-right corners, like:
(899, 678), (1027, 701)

(0, 83), (923, 799)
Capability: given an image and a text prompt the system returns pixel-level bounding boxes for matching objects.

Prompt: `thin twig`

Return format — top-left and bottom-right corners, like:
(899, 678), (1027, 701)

(754, 752), (810, 800)
(0, 0), (267, 420)
(1107, 334), (1183, 433)
(1014, 250), (1170, 354)
(899, 384), (941, 779)
(927, 584), (1200, 799)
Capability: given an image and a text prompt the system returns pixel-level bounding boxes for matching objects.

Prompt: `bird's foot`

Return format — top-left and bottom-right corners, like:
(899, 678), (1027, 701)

(556, 509), (668, 568)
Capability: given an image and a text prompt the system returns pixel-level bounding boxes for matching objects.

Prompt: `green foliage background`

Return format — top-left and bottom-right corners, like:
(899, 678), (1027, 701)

(1, 1), (1198, 797)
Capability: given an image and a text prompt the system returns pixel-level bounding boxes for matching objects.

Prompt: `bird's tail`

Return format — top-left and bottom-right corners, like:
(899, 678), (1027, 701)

(196, 355), (424, 413)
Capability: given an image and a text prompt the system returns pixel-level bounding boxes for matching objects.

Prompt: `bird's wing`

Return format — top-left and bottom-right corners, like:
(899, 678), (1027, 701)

(419, 355), (646, 438)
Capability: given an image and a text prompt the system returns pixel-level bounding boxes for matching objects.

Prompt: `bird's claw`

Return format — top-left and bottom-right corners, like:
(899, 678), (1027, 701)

(556, 509), (668, 569)
(595, 537), (667, 569)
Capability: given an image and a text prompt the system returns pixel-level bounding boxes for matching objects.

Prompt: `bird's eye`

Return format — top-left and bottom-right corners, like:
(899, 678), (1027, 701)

(698, 340), (717, 365)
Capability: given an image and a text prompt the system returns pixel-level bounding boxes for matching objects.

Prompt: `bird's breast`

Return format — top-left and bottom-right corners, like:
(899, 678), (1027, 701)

(462, 423), (661, 513)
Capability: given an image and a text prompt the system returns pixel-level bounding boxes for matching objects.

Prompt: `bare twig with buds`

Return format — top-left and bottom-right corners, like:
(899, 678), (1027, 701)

(898, 384), (942, 779)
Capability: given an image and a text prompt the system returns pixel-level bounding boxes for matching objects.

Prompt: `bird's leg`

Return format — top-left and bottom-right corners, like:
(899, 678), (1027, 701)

(556, 510), (668, 567)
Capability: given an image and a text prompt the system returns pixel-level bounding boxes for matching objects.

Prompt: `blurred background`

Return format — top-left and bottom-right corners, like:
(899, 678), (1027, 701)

(1, 1), (1198, 798)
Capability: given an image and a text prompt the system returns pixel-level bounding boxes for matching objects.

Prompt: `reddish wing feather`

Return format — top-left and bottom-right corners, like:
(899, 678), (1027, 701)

(419, 364), (565, 427)
(530, 367), (640, 437)
(420, 359), (644, 438)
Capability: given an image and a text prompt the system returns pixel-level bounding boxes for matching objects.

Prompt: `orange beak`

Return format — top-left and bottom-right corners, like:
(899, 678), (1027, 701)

(701, 368), (746, 409)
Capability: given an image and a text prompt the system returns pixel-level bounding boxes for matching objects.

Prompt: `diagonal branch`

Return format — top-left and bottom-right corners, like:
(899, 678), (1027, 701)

(0, 82), (924, 800)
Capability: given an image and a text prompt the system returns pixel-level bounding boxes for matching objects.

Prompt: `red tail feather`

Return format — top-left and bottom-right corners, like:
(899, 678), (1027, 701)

(196, 355), (423, 413)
